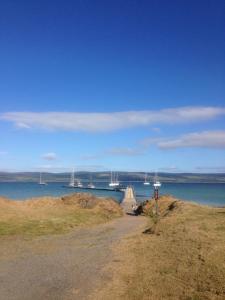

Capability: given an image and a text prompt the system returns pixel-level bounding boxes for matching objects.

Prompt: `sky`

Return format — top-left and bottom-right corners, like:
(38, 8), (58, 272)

(0, 0), (225, 173)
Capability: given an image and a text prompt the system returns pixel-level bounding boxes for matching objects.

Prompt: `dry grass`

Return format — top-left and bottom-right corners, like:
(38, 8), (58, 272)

(94, 196), (225, 300)
(0, 193), (122, 237)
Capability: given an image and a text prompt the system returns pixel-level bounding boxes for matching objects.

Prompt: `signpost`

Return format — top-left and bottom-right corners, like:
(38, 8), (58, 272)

(153, 179), (161, 216)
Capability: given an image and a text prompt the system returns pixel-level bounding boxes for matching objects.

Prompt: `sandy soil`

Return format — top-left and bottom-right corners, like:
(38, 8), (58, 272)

(0, 214), (147, 300)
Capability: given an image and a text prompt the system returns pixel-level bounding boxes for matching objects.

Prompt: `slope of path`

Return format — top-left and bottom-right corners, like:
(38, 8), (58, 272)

(0, 214), (146, 300)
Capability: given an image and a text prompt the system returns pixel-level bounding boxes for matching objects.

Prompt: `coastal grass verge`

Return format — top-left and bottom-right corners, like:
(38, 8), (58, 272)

(0, 193), (122, 237)
(93, 196), (225, 300)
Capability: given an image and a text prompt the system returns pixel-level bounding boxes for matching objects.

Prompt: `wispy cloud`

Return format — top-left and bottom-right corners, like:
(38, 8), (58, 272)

(37, 164), (54, 169)
(151, 127), (161, 133)
(195, 166), (225, 172)
(1, 106), (225, 132)
(0, 151), (8, 156)
(34, 164), (106, 172)
(81, 129), (225, 160)
(16, 122), (31, 129)
(142, 130), (225, 149)
(80, 146), (146, 160)
(158, 130), (225, 149)
(159, 166), (180, 172)
(106, 147), (145, 156)
(41, 152), (58, 160)
(80, 154), (102, 160)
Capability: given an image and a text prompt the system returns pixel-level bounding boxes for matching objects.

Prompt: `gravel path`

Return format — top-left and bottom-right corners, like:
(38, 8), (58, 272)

(0, 215), (146, 300)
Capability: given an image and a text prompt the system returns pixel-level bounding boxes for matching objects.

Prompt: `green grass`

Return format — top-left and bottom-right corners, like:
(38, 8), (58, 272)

(0, 194), (123, 238)
(0, 210), (119, 237)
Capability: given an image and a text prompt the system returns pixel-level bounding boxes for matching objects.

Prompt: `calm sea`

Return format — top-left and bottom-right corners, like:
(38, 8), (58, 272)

(0, 182), (224, 207)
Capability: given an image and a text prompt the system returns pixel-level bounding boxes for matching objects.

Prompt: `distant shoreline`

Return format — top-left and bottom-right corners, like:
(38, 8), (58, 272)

(0, 171), (225, 184)
(1, 180), (225, 184)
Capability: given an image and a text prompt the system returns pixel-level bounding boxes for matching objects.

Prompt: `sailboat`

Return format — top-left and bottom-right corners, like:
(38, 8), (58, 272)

(153, 172), (161, 188)
(69, 168), (75, 187)
(109, 171), (115, 187)
(76, 179), (83, 188)
(69, 168), (84, 188)
(88, 173), (95, 189)
(109, 171), (121, 189)
(39, 172), (47, 185)
(143, 173), (150, 185)
(114, 172), (120, 186)
(109, 171), (119, 187)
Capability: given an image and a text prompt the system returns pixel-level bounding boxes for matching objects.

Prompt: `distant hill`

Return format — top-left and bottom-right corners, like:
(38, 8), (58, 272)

(0, 172), (225, 183)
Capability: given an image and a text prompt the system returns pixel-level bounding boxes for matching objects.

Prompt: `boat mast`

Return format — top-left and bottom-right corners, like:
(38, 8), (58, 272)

(90, 172), (93, 184)
(70, 168), (75, 186)
(110, 170), (113, 184)
(154, 171), (158, 183)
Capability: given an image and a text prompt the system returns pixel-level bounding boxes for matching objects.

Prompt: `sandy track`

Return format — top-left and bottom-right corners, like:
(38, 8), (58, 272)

(0, 215), (146, 300)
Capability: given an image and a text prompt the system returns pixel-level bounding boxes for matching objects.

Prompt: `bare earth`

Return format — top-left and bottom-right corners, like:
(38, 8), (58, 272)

(0, 214), (146, 300)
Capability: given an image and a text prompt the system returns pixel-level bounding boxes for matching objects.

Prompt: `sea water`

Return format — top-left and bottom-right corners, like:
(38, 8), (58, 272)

(0, 182), (224, 207)
(133, 182), (225, 207)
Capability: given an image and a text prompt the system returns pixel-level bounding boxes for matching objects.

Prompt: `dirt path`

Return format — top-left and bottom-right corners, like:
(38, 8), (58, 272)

(0, 214), (147, 300)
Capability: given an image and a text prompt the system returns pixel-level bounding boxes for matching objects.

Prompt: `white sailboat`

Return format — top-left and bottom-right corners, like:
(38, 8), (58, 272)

(114, 172), (120, 186)
(88, 173), (95, 188)
(109, 171), (120, 187)
(76, 179), (83, 188)
(39, 172), (47, 185)
(69, 168), (75, 187)
(109, 171), (115, 187)
(143, 173), (150, 185)
(153, 172), (161, 188)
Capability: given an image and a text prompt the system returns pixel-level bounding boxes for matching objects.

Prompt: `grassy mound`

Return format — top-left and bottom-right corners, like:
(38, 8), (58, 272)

(96, 196), (225, 300)
(0, 193), (122, 237)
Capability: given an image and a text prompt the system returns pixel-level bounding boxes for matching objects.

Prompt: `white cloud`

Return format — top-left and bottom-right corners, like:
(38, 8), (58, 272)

(41, 152), (58, 160)
(158, 130), (225, 149)
(143, 130), (225, 149)
(1, 106), (225, 132)
(16, 122), (31, 129)
(81, 129), (225, 159)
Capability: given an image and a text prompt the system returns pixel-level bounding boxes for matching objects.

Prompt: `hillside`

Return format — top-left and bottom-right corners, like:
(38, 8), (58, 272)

(0, 193), (122, 237)
(93, 196), (225, 300)
(0, 171), (225, 183)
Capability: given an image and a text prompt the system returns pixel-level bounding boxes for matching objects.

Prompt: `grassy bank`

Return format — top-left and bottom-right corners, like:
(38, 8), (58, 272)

(95, 196), (225, 300)
(0, 193), (122, 237)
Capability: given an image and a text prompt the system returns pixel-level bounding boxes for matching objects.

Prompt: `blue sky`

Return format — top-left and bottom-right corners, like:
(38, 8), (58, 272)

(0, 0), (225, 172)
